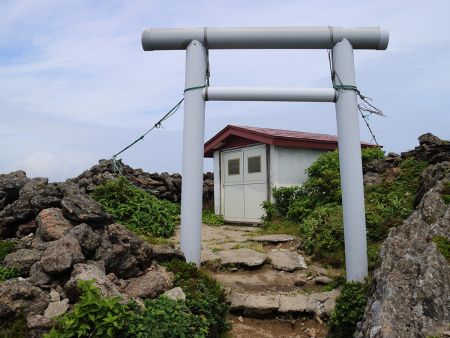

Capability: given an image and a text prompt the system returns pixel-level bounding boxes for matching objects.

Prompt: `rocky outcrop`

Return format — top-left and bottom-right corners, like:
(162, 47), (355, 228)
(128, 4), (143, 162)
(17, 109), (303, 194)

(0, 169), (186, 334)
(68, 159), (214, 206)
(356, 161), (450, 338)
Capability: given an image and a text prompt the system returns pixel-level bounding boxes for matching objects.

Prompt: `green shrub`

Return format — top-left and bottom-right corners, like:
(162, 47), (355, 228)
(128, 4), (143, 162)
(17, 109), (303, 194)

(271, 186), (305, 216)
(162, 259), (231, 337)
(367, 243), (380, 270)
(433, 236), (450, 261)
(202, 210), (225, 226)
(0, 266), (19, 282)
(442, 181), (450, 204)
(91, 177), (179, 237)
(0, 240), (15, 262)
(298, 203), (345, 265)
(44, 280), (129, 338)
(329, 281), (369, 337)
(126, 296), (208, 338)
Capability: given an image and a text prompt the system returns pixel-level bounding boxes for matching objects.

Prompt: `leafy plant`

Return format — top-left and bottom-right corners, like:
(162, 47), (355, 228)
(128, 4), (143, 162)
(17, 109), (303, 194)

(44, 280), (129, 338)
(442, 181), (450, 204)
(0, 266), (19, 282)
(126, 296), (208, 338)
(162, 259), (231, 337)
(202, 210), (225, 226)
(432, 236), (450, 261)
(329, 281), (369, 337)
(0, 240), (15, 262)
(91, 177), (179, 237)
(367, 243), (381, 270)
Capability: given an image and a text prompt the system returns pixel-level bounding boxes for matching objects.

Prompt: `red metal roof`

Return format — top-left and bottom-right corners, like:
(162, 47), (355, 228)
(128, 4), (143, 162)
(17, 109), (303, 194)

(204, 125), (376, 157)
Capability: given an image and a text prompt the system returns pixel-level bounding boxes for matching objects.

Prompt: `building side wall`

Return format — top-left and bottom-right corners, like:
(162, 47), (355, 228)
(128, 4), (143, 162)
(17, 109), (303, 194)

(274, 146), (326, 188)
(213, 151), (221, 215)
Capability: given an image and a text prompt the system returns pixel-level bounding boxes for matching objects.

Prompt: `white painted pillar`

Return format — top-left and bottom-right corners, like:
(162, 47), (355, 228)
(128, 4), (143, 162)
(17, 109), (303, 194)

(332, 39), (368, 281)
(180, 40), (207, 266)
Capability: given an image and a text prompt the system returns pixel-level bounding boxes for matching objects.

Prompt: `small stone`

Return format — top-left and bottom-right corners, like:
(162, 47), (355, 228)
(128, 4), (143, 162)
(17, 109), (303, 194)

(238, 316), (243, 322)
(307, 276), (313, 280)
(314, 314), (323, 324)
(217, 248), (267, 267)
(26, 314), (53, 330)
(49, 290), (60, 302)
(44, 299), (69, 318)
(163, 287), (186, 301)
(313, 276), (333, 285)
(268, 250), (307, 272)
(294, 275), (307, 286)
(124, 265), (173, 299)
(251, 234), (295, 243)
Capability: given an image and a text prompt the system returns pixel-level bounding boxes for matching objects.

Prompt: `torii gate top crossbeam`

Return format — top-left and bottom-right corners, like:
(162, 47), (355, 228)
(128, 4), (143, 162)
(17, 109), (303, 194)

(142, 26), (389, 51)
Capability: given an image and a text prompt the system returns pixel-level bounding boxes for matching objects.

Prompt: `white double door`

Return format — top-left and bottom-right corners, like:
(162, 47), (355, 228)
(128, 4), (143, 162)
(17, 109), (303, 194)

(221, 144), (267, 223)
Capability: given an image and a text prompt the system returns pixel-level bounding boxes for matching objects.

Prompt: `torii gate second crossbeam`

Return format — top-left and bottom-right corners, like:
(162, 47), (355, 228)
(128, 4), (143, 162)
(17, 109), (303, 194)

(141, 26), (389, 282)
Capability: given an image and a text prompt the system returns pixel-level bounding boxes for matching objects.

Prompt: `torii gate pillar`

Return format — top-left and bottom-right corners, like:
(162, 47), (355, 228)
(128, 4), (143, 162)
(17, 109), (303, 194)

(180, 40), (207, 266)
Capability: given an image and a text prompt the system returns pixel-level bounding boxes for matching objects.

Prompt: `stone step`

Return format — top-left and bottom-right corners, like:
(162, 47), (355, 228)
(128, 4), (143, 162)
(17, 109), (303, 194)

(250, 234), (296, 243)
(227, 289), (340, 319)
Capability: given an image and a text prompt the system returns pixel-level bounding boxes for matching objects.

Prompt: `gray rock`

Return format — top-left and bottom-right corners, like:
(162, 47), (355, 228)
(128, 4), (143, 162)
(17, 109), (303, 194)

(250, 234), (296, 243)
(268, 250), (307, 272)
(36, 208), (73, 242)
(0, 279), (49, 319)
(278, 294), (309, 313)
(357, 164), (450, 338)
(242, 293), (280, 316)
(28, 262), (52, 286)
(217, 248), (267, 267)
(123, 265), (173, 299)
(163, 287), (186, 301)
(44, 299), (69, 318)
(4, 249), (42, 275)
(313, 276), (333, 285)
(151, 244), (185, 261)
(41, 235), (84, 274)
(69, 223), (101, 258)
(94, 223), (153, 278)
(64, 263), (122, 302)
(0, 170), (29, 208)
(49, 290), (60, 302)
(26, 314), (54, 330)
(61, 193), (113, 226)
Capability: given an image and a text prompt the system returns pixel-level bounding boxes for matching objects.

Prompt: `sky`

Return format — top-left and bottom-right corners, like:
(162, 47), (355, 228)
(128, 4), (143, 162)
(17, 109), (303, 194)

(0, 0), (449, 181)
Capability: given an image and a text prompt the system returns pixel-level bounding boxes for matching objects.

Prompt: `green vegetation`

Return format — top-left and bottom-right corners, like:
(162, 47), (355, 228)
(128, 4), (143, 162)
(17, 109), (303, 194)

(45, 261), (230, 338)
(433, 236), (450, 261)
(0, 312), (28, 338)
(0, 266), (19, 282)
(261, 148), (427, 267)
(0, 240), (15, 261)
(329, 281), (369, 338)
(44, 280), (129, 338)
(91, 177), (179, 238)
(127, 296), (208, 338)
(442, 181), (450, 204)
(162, 259), (231, 337)
(202, 210), (225, 226)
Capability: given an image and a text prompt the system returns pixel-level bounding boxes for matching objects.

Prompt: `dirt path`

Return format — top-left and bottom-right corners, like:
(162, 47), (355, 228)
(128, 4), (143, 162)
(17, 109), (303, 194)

(173, 224), (340, 338)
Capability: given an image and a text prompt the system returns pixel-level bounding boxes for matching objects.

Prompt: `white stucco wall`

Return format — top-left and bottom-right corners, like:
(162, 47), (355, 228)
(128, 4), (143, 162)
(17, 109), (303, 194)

(270, 146), (326, 189)
(213, 151), (221, 215)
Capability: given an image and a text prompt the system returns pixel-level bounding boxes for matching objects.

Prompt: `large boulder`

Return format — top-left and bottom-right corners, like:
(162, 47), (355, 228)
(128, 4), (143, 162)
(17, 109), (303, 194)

(94, 223), (153, 278)
(123, 265), (173, 299)
(4, 249), (42, 275)
(40, 235), (84, 274)
(0, 279), (49, 319)
(36, 208), (73, 242)
(68, 223), (101, 258)
(61, 192), (113, 226)
(0, 170), (29, 209)
(64, 263), (122, 302)
(356, 164), (450, 338)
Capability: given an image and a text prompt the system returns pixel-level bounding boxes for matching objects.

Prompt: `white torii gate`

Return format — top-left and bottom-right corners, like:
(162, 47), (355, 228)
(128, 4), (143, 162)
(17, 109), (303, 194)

(141, 27), (389, 281)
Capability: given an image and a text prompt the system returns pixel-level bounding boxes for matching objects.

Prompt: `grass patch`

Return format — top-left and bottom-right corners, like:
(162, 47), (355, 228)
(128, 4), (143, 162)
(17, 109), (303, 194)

(91, 177), (179, 238)
(0, 266), (20, 282)
(0, 240), (15, 262)
(442, 181), (450, 204)
(0, 312), (28, 338)
(202, 210), (225, 226)
(161, 259), (231, 337)
(329, 281), (369, 337)
(231, 242), (265, 253)
(432, 236), (450, 261)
